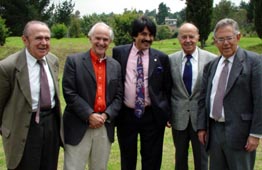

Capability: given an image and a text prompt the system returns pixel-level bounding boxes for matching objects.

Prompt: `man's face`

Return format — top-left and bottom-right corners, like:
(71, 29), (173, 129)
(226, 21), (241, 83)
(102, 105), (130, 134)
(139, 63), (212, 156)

(89, 25), (111, 58)
(214, 25), (241, 58)
(178, 23), (199, 55)
(22, 24), (51, 60)
(133, 27), (154, 51)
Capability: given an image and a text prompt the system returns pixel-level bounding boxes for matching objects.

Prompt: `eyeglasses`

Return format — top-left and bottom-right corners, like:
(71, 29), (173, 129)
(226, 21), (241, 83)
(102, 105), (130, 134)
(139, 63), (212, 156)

(214, 35), (236, 44)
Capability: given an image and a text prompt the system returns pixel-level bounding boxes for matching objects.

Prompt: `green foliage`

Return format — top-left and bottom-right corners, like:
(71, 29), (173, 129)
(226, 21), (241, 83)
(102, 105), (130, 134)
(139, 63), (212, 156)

(112, 11), (140, 46)
(254, 0), (262, 39)
(69, 16), (82, 38)
(0, 0), (54, 36)
(155, 25), (172, 40)
(0, 16), (9, 46)
(51, 0), (75, 27)
(51, 23), (68, 39)
(186, 0), (213, 48)
(156, 3), (170, 25)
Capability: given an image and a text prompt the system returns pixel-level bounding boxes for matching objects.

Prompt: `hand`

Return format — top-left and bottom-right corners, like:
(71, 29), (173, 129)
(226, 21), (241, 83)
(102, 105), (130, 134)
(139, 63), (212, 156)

(245, 136), (259, 152)
(88, 113), (106, 129)
(198, 130), (207, 145)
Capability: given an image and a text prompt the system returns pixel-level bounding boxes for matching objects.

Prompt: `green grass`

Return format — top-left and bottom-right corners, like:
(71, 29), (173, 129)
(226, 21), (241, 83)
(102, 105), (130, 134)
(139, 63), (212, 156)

(0, 36), (262, 169)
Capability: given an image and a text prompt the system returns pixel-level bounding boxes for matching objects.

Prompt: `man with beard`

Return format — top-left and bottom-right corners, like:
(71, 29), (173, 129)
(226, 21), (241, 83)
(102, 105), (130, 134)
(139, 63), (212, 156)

(112, 16), (172, 170)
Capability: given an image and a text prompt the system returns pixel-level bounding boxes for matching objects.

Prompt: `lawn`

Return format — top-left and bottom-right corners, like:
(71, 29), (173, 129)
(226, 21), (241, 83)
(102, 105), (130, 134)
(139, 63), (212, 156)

(0, 36), (262, 169)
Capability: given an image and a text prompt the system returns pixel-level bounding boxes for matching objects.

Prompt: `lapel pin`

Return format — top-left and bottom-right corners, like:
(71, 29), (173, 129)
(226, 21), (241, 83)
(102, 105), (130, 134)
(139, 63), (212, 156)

(154, 58), (157, 62)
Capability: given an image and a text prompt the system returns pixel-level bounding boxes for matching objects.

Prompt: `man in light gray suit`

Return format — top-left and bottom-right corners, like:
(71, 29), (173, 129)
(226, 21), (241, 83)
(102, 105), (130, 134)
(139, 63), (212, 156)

(168, 23), (216, 170)
(197, 18), (262, 170)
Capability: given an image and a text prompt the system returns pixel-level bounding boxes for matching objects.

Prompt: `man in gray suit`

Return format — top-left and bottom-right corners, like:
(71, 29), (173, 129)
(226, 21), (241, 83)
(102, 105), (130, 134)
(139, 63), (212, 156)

(197, 18), (262, 170)
(168, 23), (215, 170)
(0, 20), (63, 170)
(62, 22), (122, 170)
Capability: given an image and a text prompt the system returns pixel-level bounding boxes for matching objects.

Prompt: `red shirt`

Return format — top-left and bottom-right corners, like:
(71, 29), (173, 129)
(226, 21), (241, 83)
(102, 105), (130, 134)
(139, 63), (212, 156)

(90, 50), (106, 113)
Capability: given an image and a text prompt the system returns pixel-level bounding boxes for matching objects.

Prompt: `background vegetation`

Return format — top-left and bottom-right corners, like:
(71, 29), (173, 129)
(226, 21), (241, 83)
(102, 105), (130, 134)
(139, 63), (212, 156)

(0, 35), (262, 169)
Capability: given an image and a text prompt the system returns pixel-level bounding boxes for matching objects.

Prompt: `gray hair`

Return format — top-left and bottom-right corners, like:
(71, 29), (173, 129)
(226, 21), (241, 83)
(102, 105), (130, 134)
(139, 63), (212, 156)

(88, 22), (114, 40)
(213, 18), (240, 37)
(23, 20), (50, 36)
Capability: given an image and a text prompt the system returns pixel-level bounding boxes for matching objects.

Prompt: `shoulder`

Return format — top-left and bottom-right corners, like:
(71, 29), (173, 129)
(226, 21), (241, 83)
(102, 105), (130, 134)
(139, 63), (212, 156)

(169, 51), (182, 59)
(150, 48), (168, 58)
(113, 44), (131, 52)
(0, 50), (23, 67)
(198, 48), (217, 58)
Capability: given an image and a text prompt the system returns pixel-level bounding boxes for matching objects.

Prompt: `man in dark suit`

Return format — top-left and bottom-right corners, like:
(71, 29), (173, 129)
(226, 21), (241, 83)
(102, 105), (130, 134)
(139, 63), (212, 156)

(169, 22), (215, 170)
(62, 22), (122, 170)
(197, 18), (262, 170)
(112, 16), (171, 170)
(0, 20), (63, 170)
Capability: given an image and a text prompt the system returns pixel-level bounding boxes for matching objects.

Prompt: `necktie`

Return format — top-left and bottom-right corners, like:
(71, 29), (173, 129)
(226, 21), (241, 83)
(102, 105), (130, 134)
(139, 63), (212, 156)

(212, 59), (229, 121)
(134, 51), (144, 118)
(35, 59), (51, 123)
(183, 55), (193, 95)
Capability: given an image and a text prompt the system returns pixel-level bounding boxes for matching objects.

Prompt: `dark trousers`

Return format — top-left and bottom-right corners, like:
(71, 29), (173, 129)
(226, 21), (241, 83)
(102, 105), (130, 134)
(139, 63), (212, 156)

(11, 110), (60, 170)
(209, 119), (255, 170)
(172, 120), (208, 170)
(117, 106), (165, 170)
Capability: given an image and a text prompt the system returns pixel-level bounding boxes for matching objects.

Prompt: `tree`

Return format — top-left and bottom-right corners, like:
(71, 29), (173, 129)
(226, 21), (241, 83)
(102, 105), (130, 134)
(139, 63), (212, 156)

(212, 0), (238, 28)
(156, 3), (170, 25)
(254, 0), (262, 39)
(0, 0), (54, 36)
(112, 11), (140, 46)
(51, 0), (75, 27)
(186, 0), (213, 48)
(0, 16), (9, 46)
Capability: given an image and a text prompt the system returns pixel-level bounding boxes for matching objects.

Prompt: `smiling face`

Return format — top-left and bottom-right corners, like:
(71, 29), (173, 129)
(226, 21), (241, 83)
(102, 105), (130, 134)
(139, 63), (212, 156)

(22, 23), (51, 60)
(214, 25), (241, 58)
(133, 27), (154, 51)
(89, 24), (112, 58)
(178, 23), (199, 55)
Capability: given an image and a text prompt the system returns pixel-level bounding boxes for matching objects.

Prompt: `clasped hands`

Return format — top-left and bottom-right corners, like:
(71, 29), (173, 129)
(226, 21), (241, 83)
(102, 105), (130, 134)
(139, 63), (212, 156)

(88, 112), (108, 129)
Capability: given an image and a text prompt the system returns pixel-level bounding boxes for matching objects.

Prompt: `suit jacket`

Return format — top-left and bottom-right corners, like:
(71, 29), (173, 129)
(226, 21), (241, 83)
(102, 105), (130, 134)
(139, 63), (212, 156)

(0, 49), (63, 169)
(169, 47), (216, 131)
(62, 50), (122, 145)
(112, 44), (171, 127)
(197, 47), (262, 150)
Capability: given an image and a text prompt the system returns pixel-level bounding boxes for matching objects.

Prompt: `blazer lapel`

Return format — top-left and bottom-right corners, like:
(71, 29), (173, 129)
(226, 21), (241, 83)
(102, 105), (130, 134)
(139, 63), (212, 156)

(46, 54), (59, 95)
(225, 50), (244, 96)
(148, 50), (160, 78)
(15, 50), (32, 106)
(82, 52), (96, 82)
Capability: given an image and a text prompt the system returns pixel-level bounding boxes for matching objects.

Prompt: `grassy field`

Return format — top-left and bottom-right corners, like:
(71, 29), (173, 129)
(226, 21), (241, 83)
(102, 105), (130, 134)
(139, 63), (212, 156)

(0, 36), (262, 169)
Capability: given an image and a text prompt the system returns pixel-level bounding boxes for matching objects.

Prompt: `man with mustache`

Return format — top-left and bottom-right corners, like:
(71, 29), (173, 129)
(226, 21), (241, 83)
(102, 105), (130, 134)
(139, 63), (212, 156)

(112, 16), (172, 170)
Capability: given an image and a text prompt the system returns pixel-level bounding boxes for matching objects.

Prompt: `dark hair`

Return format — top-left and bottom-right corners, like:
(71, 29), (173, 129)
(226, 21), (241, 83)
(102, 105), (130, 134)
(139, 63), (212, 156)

(130, 16), (157, 38)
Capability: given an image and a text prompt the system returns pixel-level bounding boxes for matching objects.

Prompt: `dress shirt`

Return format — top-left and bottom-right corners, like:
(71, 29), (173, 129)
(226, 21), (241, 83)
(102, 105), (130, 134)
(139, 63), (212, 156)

(26, 49), (55, 111)
(124, 44), (151, 108)
(181, 50), (199, 92)
(210, 55), (234, 122)
(90, 49), (106, 113)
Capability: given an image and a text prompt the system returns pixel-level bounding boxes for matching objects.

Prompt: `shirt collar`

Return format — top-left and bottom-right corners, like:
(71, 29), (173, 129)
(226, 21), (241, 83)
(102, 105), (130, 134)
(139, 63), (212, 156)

(131, 43), (149, 56)
(90, 49), (107, 63)
(25, 48), (47, 67)
(182, 48), (198, 62)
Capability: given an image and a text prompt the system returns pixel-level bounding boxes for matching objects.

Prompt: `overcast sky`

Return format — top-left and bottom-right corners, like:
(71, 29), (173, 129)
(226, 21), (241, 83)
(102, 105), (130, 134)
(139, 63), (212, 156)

(52, 0), (249, 16)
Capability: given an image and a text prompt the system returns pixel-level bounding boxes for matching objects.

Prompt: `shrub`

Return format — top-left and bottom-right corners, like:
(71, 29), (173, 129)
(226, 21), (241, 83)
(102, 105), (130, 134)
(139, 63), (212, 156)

(51, 23), (68, 39)
(0, 17), (9, 46)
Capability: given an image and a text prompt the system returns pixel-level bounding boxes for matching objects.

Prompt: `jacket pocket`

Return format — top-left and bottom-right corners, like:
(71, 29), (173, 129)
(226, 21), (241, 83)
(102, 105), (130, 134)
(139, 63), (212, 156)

(241, 114), (252, 121)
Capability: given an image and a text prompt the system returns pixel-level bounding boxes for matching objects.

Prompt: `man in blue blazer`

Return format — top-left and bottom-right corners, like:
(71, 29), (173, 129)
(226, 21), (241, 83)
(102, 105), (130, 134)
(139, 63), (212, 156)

(197, 18), (262, 170)
(112, 16), (171, 170)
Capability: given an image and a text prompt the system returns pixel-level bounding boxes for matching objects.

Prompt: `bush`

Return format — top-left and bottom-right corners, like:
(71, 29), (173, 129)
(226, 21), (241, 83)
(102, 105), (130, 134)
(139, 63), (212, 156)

(51, 23), (68, 39)
(0, 17), (9, 46)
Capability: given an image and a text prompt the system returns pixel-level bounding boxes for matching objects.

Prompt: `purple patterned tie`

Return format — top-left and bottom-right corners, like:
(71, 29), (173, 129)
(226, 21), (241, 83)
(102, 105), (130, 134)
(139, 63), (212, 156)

(35, 59), (51, 123)
(134, 51), (144, 118)
(212, 59), (229, 121)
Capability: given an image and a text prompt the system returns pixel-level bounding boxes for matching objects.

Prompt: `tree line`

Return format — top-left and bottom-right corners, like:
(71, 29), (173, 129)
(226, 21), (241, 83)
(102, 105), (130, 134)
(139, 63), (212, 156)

(0, 0), (261, 47)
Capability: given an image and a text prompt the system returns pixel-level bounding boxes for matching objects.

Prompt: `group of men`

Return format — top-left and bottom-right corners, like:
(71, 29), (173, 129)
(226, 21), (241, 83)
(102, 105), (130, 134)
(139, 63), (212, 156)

(0, 15), (261, 170)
